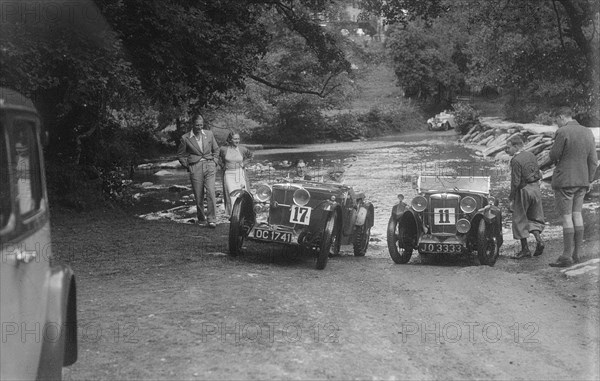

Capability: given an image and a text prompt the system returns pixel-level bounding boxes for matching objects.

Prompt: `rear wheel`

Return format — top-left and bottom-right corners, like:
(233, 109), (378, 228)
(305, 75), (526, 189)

(353, 208), (372, 256)
(387, 217), (413, 264)
(229, 196), (252, 257)
(353, 224), (371, 256)
(316, 210), (338, 270)
(477, 219), (498, 266)
(443, 122), (450, 131)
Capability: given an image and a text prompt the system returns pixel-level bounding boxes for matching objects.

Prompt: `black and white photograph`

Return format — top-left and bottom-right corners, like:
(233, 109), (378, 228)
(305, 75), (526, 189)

(1, 0), (599, 379)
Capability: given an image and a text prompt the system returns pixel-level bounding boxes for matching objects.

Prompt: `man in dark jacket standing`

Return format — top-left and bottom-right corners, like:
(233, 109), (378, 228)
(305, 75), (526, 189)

(506, 135), (545, 258)
(178, 114), (220, 228)
(549, 109), (598, 267)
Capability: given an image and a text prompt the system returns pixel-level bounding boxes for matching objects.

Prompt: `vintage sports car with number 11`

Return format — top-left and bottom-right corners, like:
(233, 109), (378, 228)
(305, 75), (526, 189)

(228, 179), (374, 270)
(387, 176), (502, 266)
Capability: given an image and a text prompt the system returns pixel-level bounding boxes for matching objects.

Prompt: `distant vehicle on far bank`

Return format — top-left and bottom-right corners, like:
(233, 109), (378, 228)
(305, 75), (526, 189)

(1, 87), (77, 380)
(427, 111), (456, 131)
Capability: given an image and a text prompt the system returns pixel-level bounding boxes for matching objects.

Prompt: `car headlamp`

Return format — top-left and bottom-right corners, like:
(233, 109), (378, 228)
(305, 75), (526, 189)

(456, 219), (471, 234)
(411, 195), (427, 212)
(460, 196), (477, 213)
(255, 184), (272, 202)
(293, 188), (310, 206)
(253, 203), (269, 214)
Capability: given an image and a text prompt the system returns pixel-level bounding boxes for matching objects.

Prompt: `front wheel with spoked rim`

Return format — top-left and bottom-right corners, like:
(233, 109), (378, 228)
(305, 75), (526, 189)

(476, 219), (498, 266)
(387, 217), (413, 264)
(316, 210), (338, 270)
(229, 196), (253, 257)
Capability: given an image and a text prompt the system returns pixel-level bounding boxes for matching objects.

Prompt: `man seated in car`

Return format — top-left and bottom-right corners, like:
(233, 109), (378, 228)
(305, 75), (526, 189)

(293, 159), (313, 181)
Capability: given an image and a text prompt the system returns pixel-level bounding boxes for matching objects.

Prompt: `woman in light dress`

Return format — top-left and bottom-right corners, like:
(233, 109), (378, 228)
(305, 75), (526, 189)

(219, 131), (253, 216)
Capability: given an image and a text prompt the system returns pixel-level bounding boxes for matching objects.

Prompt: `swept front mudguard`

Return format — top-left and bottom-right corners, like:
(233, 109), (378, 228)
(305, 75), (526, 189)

(315, 200), (342, 231)
(231, 190), (255, 214)
(230, 188), (252, 201)
(472, 205), (503, 251)
(355, 202), (374, 228)
(36, 265), (77, 381)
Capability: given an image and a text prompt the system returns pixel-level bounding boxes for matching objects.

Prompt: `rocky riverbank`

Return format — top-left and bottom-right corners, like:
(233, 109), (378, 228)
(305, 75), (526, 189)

(460, 117), (600, 194)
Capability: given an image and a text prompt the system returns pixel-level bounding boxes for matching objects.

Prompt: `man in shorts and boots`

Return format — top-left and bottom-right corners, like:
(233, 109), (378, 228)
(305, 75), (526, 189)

(506, 135), (545, 259)
(549, 108), (598, 267)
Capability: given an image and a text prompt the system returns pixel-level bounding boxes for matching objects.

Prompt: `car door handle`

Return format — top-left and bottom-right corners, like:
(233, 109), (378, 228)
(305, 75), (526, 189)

(7, 248), (38, 264)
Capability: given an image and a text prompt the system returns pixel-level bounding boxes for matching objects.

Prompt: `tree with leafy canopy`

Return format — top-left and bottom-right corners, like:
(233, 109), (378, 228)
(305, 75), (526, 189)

(0, 0), (141, 161)
(232, 5), (360, 143)
(360, 0), (599, 122)
(460, 0), (599, 122)
(386, 19), (462, 103)
(0, 0), (352, 164)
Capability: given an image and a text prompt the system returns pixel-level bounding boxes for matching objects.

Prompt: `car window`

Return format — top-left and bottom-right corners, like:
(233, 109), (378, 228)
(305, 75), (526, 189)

(11, 119), (42, 217)
(0, 126), (10, 229)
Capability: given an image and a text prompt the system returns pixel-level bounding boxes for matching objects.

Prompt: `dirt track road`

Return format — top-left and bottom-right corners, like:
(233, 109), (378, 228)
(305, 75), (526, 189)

(57, 215), (599, 380)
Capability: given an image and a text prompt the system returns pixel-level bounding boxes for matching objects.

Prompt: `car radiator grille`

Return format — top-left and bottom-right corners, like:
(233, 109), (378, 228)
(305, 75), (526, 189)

(269, 188), (293, 225)
(428, 194), (459, 234)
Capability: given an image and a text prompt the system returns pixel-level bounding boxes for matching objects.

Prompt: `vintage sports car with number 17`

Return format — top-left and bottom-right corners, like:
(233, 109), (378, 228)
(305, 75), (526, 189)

(228, 179), (374, 270)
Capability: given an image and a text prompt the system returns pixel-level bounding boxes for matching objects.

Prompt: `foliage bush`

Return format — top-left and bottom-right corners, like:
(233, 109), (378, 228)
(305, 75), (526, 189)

(359, 107), (389, 133)
(46, 162), (105, 211)
(278, 107), (328, 144)
(46, 118), (170, 209)
(501, 98), (549, 124)
(242, 99), (428, 143)
(325, 113), (365, 141)
(532, 111), (556, 126)
(359, 104), (425, 136)
(452, 102), (481, 135)
(239, 92), (329, 144)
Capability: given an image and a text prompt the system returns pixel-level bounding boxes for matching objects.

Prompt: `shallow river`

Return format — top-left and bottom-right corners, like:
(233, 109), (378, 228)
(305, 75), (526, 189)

(134, 130), (567, 251)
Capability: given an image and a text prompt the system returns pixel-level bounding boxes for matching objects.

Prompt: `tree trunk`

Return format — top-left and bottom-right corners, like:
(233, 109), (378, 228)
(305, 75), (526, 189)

(74, 124), (98, 165)
(558, 0), (599, 106)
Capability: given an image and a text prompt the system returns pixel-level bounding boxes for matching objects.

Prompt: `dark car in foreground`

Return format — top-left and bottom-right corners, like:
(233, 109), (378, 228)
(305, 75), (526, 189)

(1, 88), (77, 380)
(228, 179), (374, 269)
(387, 176), (502, 266)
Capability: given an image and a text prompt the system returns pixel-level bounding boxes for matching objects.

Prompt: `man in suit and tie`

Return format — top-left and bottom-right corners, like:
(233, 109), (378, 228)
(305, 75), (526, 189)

(177, 114), (220, 228)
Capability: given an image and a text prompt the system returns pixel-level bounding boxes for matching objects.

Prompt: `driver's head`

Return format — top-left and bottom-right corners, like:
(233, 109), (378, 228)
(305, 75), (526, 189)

(296, 160), (307, 177)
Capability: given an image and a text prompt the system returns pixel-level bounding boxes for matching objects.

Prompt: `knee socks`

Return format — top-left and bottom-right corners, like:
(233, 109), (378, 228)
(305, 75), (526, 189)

(561, 227), (575, 260)
(573, 226), (584, 261)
